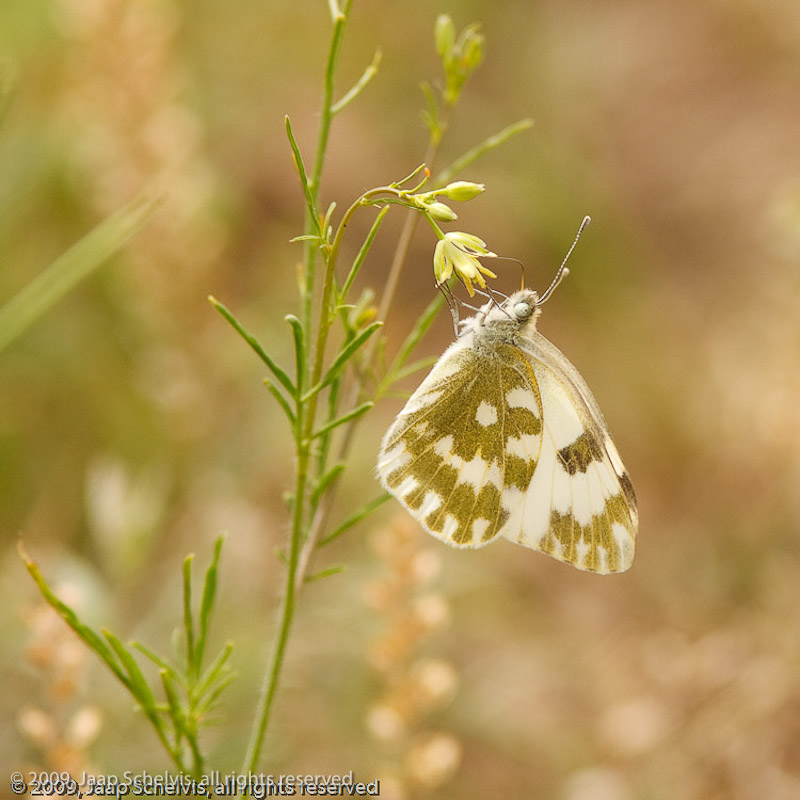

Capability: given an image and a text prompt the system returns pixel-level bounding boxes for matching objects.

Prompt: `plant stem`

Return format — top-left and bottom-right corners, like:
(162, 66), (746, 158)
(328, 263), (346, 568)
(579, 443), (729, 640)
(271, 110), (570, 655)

(302, 0), (354, 337)
(240, 429), (309, 776)
(240, 2), (354, 777)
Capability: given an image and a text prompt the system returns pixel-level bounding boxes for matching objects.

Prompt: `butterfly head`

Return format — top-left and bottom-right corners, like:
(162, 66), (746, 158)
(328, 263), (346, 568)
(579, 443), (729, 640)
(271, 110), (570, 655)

(459, 289), (542, 344)
(509, 291), (539, 323)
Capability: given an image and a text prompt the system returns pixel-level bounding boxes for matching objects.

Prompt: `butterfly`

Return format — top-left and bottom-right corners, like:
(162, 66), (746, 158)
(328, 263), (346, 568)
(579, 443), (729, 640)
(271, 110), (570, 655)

(376, 252), (638, 574)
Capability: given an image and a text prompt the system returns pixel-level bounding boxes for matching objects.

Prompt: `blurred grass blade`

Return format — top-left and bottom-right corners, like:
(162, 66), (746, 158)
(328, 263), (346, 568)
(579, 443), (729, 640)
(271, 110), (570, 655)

(434, 118), (534, 186)
(386, 355), (438, 386)
(0, 193), (157, 354)
(382, 292), (444, 392)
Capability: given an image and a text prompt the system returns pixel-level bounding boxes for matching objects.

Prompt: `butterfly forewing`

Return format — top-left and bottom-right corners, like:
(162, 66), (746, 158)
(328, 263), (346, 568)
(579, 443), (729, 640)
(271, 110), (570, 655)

(377, 338), (544, 547)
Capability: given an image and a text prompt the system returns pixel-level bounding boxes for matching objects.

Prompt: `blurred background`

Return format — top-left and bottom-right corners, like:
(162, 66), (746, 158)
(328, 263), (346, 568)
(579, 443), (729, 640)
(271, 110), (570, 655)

(2, 1), (799, 797)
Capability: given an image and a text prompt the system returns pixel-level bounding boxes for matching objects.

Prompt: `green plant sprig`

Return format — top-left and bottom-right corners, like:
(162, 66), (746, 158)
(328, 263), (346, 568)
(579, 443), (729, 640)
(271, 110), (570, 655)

(19, 537), (231, 777)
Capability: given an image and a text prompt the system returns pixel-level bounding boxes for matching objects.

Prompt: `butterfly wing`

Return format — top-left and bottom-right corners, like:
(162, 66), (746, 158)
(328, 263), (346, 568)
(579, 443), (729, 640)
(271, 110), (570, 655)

(499, 328), (638, 573)
(377, 336), (545, 548)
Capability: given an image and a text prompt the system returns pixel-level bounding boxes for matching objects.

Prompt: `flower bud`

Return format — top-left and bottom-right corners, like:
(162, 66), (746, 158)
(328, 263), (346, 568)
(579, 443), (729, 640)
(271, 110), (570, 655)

(434, 15), (455, 60)
(440, 181), (485, 202)
(425, 201), (458, 222)
(461, 30), (484, 72)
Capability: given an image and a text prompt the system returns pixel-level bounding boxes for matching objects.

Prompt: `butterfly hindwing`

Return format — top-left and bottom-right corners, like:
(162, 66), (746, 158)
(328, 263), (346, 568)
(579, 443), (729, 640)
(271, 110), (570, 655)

(498, 329), (638, 573)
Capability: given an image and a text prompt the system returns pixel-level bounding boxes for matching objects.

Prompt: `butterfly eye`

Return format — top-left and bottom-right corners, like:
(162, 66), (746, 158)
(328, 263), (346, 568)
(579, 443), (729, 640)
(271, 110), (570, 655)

(513, 302), (532, 320)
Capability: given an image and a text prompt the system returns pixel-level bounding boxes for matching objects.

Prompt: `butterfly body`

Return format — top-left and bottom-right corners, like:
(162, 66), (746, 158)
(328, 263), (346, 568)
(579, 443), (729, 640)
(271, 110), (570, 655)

(377, 289), (638, 574)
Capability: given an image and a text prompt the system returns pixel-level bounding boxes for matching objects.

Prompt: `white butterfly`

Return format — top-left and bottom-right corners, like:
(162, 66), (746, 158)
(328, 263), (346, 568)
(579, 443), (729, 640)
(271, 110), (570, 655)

(377, 276), (638, 574)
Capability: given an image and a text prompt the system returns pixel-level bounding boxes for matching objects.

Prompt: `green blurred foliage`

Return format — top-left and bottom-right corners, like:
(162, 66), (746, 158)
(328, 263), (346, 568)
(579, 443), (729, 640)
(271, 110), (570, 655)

(3, 1), (800, 797)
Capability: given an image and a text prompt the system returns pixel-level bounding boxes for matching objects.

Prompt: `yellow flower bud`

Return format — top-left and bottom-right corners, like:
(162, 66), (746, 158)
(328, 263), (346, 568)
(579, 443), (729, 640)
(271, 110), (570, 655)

(440, 181), (485, 202)
(434, 15), (455, 60)
(425, 201), (458, 222)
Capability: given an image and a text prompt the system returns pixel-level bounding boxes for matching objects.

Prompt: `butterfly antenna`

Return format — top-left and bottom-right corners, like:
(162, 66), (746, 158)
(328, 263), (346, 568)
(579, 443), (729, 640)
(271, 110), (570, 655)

(537, 215), (591, 305)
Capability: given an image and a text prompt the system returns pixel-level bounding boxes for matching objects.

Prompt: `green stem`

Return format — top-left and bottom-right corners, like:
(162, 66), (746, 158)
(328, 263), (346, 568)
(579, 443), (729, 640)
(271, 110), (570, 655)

(302, 0), (354, 337)
(241, 2), (354, 777)
(240, 425), (309, 776)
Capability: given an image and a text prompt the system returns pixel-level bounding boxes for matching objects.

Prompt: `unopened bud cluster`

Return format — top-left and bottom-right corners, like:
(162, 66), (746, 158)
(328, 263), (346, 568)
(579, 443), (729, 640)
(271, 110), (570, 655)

(435, 15), (484, 106)
(410, 180), (485, 222)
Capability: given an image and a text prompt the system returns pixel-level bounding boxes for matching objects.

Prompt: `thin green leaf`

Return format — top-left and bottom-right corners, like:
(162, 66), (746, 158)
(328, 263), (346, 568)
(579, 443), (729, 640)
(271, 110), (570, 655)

(339, 206), (389, 302)
(304, 321), (382, 400)
(210, 296), (296, 398)
(19, 542), (129, 686)
(196, 536), (224, 672)
(160, 669), (187, 735)
(104, 631), (159, 716)
(331, 49), (382, 115)
(0, 193), (158, 354)
(312, 401), (373, 440)
(285, 115), (321, 236)
(264, 379), (295, 425)
(182, 555), (195, 673)
(195, 670), (238, 718)
(311, 463), (346, 505)
(195, 641), (235, 699)
(434, 118), (534, 186)
(132, 642), (183, 684)
(385, 355), (438, 386)
(305, 564), (346, 583)
(384, 292), (444, 384)
(285, 314), (306, 396)
(319, 494), (392, 547)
